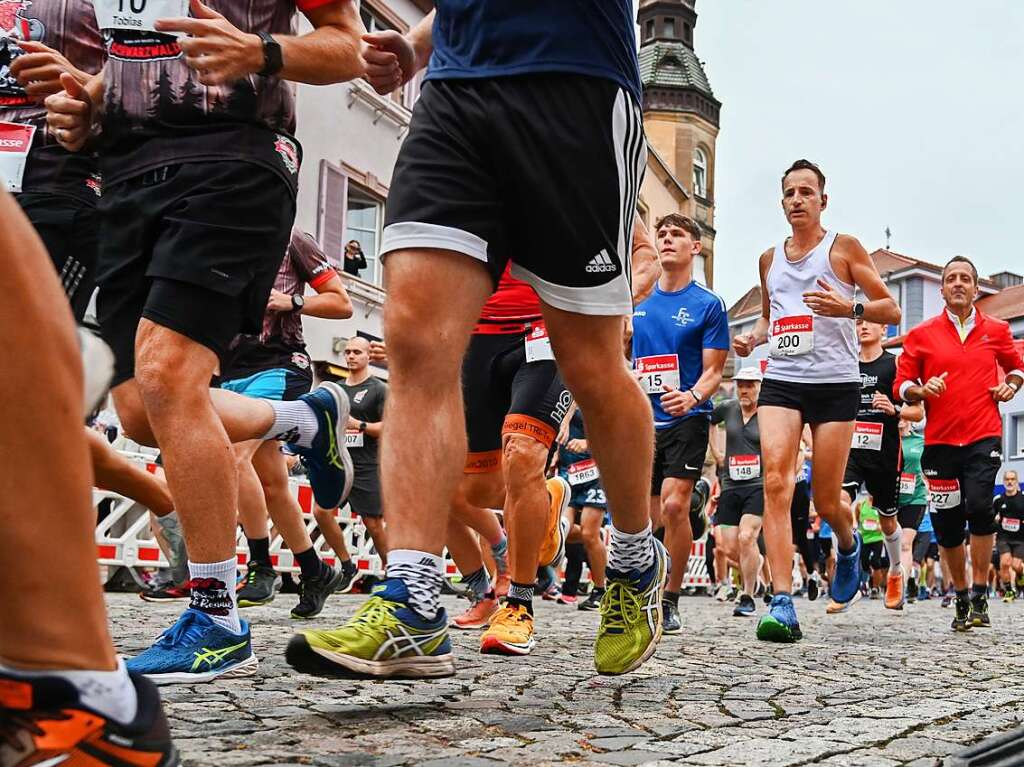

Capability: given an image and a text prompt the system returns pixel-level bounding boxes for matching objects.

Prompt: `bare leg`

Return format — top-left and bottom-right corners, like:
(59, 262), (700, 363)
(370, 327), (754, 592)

(738, 515), (763, 596)
(361, 515), (389, 566)
(446, 519), (485, 576)
(901, 527), (917, 579)
(969, 533), (995, 588)
(580, 507), (608, 589)
(251, 440), (315, 554)
(313, 505), (351, 563)
(809, 421), (857, 551)
(941, 545), (969, 591)
(236, 441), (271, 543)
(759, 406), (803, 594)
(87, 428), (174, 516)
(502, 434), (551, 588)
(660, 478), (695, 593)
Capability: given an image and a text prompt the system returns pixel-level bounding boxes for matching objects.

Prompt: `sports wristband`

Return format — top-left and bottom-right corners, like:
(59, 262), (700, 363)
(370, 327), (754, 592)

(690, 389), (702, 402)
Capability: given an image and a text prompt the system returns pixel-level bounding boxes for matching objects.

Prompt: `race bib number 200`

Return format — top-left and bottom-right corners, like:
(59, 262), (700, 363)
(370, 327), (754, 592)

(927, 478), (962, 510)
(92, 0), (189, 34)
(635, 354), (680, 395)
(769, 315), (814, 357)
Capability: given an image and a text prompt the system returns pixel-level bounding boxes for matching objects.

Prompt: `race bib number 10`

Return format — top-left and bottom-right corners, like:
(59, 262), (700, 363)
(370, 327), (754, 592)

(0, 122), (35, 193)
(769, 315), (814, 357)
(92, 0), (189, 34)
(927, 478), (962, 510)
(636, 354), (681, 395)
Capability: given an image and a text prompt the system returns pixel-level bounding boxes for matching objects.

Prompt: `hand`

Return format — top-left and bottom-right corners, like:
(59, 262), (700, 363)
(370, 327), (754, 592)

(871, 392), (896, 416)
(567, 439), (588, 453)
(556, 417), (571, 446)
(990, 381), (1018, 403)
(803, 278), (854, 318)
(659, 385), (696, 417)
(10, 40), (84, 99)
(266, 289), (293, 312)
(44, 73), (93, 152)
(368, 340), (388, 364)
(362, 30), (416, 94)
(921, 372), (948, 399)
(732, 332), (755, 357)
(154, 0), (264, 86)
(346, 416), (361, 431)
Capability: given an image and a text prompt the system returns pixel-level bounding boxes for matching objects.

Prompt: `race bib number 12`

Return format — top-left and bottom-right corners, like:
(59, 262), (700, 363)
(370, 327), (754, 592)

(92, 0), (190, 34)
(927, 478), (961, 510)
(636, 354), (681, 395)
(0, 122), (35, 193)
(851, 421), (884, 451)
(769, 315), (814, 357)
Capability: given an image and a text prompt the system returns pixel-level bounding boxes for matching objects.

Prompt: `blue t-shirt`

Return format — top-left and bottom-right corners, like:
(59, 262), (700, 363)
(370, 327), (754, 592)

(819, 519), (832, 539)
(426, 1), (643, 104)
(632, 281), (730, 429)
(918, 508), (933, 534)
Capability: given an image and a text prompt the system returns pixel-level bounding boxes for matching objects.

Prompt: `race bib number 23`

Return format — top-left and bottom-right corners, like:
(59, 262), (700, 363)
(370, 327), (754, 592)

(92, 0), (189, 34)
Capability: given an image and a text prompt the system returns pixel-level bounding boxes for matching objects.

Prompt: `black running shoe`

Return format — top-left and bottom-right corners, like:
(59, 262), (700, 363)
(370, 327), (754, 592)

(662, 600), (682, 634)
(806, 574), (820, 602)
(578, 589), (604, 611)
(291, 564), (344, 619)
(762, 584), (774, 605)
(335, 561), (359, 595)
(970, 593), (991, 628)
(733, 593), (756, 617)
(236, 560), (281, 607)
(951, 596), (972, 632)
(906, 575), (918, 604)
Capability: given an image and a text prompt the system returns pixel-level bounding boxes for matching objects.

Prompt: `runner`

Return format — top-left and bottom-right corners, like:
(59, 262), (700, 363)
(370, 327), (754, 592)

(733, 159), (900, 642)
(856, 497), (887, 599)
(790, 434), (820, 601)
(894, 255), (1024, 630)
(0, 192), (178, 766)
(898, 416), (929, 602)
(995, 470), (1024, 602)
(911, 508), (939, 601)
(45, 0), (367, 682)
(226, 228), (354, 618)
(633, 213), (729, 634)
(835, 319), (922, 611)
(710, 367), (764, 618)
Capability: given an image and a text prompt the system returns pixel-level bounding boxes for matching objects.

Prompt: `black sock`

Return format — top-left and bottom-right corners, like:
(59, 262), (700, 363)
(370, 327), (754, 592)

(971, 584), (988, 599)
(247, 536), (271, 566)
(955, 588), (970, 601)
(592, 585), (606, 596)
(295, 547), (326, 580)
(664, 589), (680, 606)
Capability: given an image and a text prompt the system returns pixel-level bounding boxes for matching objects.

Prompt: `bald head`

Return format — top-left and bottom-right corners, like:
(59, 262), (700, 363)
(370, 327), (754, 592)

(344, 337), (371, 373)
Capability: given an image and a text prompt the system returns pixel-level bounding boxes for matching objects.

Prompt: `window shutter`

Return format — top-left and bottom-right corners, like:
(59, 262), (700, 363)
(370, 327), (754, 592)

(317, 160), (348, 268)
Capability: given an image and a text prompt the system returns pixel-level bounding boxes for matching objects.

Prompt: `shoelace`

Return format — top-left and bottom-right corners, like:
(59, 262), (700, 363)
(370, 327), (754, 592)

(599, 582), (642, 631)
(155, 611), (206, 648)
(348, 597), (400, 634)
(0, 709), (69, 748)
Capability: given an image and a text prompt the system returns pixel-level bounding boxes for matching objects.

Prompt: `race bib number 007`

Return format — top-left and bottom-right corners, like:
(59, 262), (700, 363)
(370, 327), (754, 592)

(927, 478), (961, 510)
(851, 421), (884, 451)
(769, 315), (814, 357)
(636, 354), (680, 395)
(0, 122), (35, 193)
(344, 431), (364, 448)
(92, 0), (189, 34)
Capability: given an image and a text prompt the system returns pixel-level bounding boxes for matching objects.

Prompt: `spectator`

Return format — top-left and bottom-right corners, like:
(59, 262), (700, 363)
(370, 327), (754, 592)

(343, 239), (368, 277)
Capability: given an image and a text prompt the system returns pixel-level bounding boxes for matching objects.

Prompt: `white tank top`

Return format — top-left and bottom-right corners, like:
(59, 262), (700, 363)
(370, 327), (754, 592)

(763, 231), (859, 384)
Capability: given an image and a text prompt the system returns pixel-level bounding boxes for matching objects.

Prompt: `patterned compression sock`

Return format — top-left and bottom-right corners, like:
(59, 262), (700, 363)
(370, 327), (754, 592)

(608, 522), (656, 574)
(490, 535), (509, 573)
(462, 567), (491, 600)
(507, 582), (534, 614)
(883, 527), (902, 573)
(386, 549), (444, 620)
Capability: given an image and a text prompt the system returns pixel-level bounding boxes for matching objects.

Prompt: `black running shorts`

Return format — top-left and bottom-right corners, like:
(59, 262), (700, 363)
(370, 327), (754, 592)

(898, 504), (927, 531)
(921, 437), (1001, 548)
(842, 448), (901, 517)
(382, 74), (646, 317)
(462, 330), (571, 473)
(652, 416), (710, 493)
(347, 466), (382, 519)
(715, 483), (764, 525)
(758, 379), (860, 424)
(96, 161), (295, 385)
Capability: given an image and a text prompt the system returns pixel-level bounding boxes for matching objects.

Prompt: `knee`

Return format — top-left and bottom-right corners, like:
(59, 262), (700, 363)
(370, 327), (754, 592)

(313, 506), (336, 525)
(738, 528), (756, 548)
(581, 525), (602, 548)
(502, 435), (547, 488)
(117, 401), (156, 446)
(966, 501), (998, 536)
(933, 514), (967, 549)
(762, 470), (791, 499)
(382, 304), (457, 378)
(134, 344), (198, 405)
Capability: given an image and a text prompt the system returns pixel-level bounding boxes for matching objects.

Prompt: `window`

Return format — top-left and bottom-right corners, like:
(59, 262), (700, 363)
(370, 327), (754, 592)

(662, 18), (675, 38)
(345, 186), (384, 284)
(645, 19), (654, 40)
(684, 23), (692, 44)
(359, 4), (395, 34)
(359, 3), (420, 109)
(692, 253), (707, 285)
(693, 147), (708, 198)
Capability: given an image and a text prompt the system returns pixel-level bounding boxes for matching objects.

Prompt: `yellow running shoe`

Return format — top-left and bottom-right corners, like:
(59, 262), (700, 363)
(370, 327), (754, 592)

(538, 477), (570, 568)
(480, 603), (535, 655)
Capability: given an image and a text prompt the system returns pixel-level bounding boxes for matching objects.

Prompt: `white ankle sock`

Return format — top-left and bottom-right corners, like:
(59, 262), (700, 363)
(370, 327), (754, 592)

(608, 522), (656, 573)
(189, 558), (241, 634)
(1, 659), (138, 725)
(883, 527), (903, 573)
(261, 400), (320, 449)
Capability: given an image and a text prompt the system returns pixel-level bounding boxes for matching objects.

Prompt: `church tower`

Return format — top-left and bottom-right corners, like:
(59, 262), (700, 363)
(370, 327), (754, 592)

(638, 0), (721, 286)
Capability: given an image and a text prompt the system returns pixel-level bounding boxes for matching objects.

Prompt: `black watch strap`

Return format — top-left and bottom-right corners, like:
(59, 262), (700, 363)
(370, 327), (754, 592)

(257, 32), (283, 77)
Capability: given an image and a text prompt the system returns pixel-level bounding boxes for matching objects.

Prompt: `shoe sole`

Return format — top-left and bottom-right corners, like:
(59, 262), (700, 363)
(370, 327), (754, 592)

(756, 616), (801, 643)
(662, 624), (682, 635)
(480, 635), (535, 656)
(732, 609), (756, 617)
(285, 634), (455, 678)
(825, 589), (863, 615)
(307, 382), (355, 508)
(539, 478), (570, 568)
(238, 595), (276, 608)
(146, 653), (259, 686)
(139, 594), (190, 603)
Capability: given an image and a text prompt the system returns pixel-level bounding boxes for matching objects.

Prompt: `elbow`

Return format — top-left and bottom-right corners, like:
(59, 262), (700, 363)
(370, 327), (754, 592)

(886, 301), (902, 326)
(336, 296), (354, 320)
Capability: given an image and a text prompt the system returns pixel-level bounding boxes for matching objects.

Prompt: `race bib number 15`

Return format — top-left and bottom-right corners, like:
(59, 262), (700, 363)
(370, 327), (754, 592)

(769, 315), (814, 357)
(636, 354), (681, 395)
(92, 0), (190, 34)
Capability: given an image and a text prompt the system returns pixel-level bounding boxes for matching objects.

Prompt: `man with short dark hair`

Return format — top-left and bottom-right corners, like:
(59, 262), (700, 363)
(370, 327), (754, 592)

(895, 257), (1024, 630)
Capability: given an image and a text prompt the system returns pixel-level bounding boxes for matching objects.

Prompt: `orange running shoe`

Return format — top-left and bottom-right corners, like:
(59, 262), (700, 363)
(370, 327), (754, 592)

(538, 477), (570, 568)
(451, 596), (500, 630)
(0, 670), (179, 766)
(494, 571), (511, 599)
(884, 566), (906, 610)
(480, 603), (535, 656)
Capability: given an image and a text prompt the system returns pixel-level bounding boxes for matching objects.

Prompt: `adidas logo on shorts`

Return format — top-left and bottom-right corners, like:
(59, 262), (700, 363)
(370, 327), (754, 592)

(586, 250), (618, 274)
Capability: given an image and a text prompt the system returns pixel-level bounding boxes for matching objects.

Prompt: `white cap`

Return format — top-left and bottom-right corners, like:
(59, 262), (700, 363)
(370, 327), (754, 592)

(734, 366), (763, 382)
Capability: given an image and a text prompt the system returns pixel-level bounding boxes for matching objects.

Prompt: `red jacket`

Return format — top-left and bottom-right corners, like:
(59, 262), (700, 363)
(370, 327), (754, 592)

(894, 309), (1024, 447)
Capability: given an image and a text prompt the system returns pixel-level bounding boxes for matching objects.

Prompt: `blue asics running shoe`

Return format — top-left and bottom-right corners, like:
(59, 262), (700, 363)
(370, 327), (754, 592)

(756, 593), (802, 642)
(293, 381), (353, 510)
(126, 609), (258, 685)
(831, 533), (863, 605)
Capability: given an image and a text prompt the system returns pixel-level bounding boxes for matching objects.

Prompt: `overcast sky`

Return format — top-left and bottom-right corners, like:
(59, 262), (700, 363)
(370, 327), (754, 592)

(680, 1), (1024, 305)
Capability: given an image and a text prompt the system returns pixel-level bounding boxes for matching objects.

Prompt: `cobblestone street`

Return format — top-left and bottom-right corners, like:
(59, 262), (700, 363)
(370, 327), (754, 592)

(108, 592), (1024, 767)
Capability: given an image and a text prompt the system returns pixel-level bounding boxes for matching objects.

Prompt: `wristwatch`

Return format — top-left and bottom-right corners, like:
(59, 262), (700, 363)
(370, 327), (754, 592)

(852, 302), (865, 319)
(257, 32), (283, 77)
(291, 294), (305, 312)
(358, 421), (367, 433)
(690, 389), (703, 402)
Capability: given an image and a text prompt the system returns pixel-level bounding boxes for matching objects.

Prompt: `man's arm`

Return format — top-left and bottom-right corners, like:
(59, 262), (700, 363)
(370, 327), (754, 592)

(298, 273), (352, 319)
(895, 331), (949, 404)
(363, 9), (434, 94)
(347, 384), (385, 438)
(631, 215), (661, 305)
(658, 348), (727, 416)
(990, 323), (1024, 402)
(155, 0), (367, 86)
(732, 249), (772, 357)
(804, 235), (900, 325)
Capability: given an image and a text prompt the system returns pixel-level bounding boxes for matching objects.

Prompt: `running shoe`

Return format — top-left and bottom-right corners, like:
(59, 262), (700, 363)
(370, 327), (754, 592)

(970, 593), (991, 628)
(869, 586), (880, 600)
(594, 538), (668, 675)
(806, 573), (820, 602)
(480, 603), (535, 656)
(825, 589), (863, 613)
(761, 584), (773, 605)
(292, 382), (353, 510)
(733, 593), (756, 617)
(140, 577), (190, 603)
(79, 327), (115, 418)
(1003, 589), (1016, 604)
(0, 669), (179, 766)
(451, 596), (499, 630)
(494, 571), (511, 599)
(951, 595), (972, 631)
(830, 534), (863, 605)
(540, 584), (560, 601)
(662, 600), (682, 634)
(557, 593), (578, 605)
(941, 592), (954, 608)
(578, 589), (603, 611)
(538, 477), (570, 568)
(285, 578), (454, 678)
(906, 575), (918, 604)
(335, 560), (359, 595)
(714, 583), (731, 602)
(884, 566), (906, 610)
(236, 560), (281, 607)
(291, 563), (345, 619)
(756, 593), (802, 642)
(126, 609), (258, 684)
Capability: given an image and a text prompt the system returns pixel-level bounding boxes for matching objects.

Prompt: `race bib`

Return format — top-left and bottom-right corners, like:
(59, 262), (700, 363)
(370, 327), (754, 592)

(636, 354), (680, 395)
(524, 323), (554, 363)
(927, 478), (962, 510)
(851, 421), (884, 451)
(769, 315), (814, 357)
(862, 517), (879, 532)
(900, 473), (917, 496)
(567, 458), (599, 486)
(0, 122), (35, 193)
(92, 0), (189, 34)
(344, 430), (364, 448)
(728, 454), (761, 481)
(1003, 517), (1021, 533)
